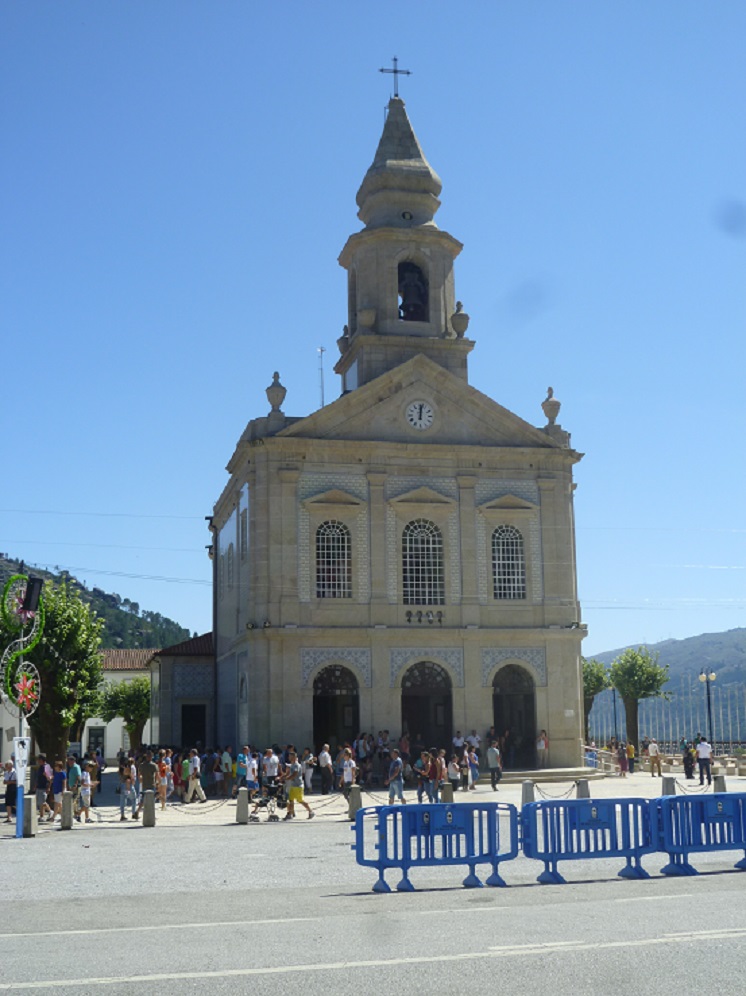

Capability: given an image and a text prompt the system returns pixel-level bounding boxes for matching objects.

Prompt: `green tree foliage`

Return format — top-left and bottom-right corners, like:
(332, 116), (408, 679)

(5, 581), (105, 760)
(609, 647), (670, 751)
(98, 676), (151, 752)
(582, 657), (609, 742)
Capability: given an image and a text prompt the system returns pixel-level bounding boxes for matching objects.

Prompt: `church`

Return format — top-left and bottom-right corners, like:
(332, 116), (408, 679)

(210, 95), (587, 768)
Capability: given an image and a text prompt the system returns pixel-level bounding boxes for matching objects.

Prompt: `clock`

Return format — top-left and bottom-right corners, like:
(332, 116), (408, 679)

(405, 400), (434, 430)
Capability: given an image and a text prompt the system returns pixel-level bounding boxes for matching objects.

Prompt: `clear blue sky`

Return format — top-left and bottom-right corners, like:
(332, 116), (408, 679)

(2, 2), (744, 655)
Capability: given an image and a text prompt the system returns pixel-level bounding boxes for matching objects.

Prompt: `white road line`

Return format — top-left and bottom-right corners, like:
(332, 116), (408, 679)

(614, 893), (694, 903)
(2, 927), (745, 989)
(0, 916), (318, 940)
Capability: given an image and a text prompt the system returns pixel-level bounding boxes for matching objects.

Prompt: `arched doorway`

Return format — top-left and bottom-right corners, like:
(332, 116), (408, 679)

(492, 664), (536, 768)
(313, 665), (359, 749)
(401, 661), (452, 751)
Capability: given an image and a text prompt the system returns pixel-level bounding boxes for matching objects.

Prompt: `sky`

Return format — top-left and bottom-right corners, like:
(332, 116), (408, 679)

(2, 2), (744, 656)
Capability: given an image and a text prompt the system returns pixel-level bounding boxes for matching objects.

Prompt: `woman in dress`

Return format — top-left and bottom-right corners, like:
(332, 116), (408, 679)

(467, 746), (480, 790)
(301, 748), (316, 794)
(3, 760), (17, 822)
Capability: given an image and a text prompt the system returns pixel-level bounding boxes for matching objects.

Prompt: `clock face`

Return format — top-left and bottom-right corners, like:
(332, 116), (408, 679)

(405, 400), (434, 430)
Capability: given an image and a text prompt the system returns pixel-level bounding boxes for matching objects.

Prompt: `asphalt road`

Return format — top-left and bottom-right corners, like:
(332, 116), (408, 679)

(2, 804), (746, 995)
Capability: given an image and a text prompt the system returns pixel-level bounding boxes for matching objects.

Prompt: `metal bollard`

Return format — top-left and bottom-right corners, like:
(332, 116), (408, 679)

(661, 776), (676, 796)
(23, 793), (38, 838)
(61, 791), (73, 830)
(575, 778), (591, 799)
(441, 781), (454, 804)
(236, 787), (249, 824)
(713, 774), (727, 793)
(521, 780), (535, 807)
(142, 789), (156, 827)
(348, 784), (363, 821)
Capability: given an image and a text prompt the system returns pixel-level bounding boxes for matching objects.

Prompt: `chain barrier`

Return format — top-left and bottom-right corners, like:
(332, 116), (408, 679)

(534, 782), (577, 801)
(167, 796), (231, 816)
(674, 779), (711, 795)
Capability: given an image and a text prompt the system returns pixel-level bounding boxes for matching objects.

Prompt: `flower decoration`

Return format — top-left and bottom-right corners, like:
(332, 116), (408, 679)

(14, 672), (39, 711)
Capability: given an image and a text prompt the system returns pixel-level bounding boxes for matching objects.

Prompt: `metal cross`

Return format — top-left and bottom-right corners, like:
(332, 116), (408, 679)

(379, 56), (412, 98)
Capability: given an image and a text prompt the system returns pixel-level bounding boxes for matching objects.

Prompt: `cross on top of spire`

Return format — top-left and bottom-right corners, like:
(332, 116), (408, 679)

(379, 56), (412, 99)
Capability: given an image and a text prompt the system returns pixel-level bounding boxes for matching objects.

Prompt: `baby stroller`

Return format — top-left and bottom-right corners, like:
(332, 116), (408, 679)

(249, 778), (287, 822)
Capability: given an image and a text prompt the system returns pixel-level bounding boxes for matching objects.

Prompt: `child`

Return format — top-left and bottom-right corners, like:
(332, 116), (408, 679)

(51, 760), (67, 822)
(78, 762), (98, 824)
(119, 773), (138, 821)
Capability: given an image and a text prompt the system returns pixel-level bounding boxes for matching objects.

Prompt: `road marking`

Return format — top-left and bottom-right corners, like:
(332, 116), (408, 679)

(0, 917), (318, 940)
(2, 927), (745, 989)
(614, 893), (694, 903)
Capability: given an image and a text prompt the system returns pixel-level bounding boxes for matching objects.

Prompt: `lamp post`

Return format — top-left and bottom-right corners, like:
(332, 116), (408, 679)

(699, 668), (716, 754)
(611, 686), (619, 741)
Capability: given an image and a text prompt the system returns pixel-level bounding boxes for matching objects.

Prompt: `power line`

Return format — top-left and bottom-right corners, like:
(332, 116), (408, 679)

(0, 509), (204, 520)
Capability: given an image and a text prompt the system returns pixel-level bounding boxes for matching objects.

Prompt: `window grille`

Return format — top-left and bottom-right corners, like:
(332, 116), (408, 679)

(240, 509), (248, 560)
(227, 543), (234, 590)
(492, 525), (526, 599)
(316, 520), (352, 599)
(402, 519), (444, 605)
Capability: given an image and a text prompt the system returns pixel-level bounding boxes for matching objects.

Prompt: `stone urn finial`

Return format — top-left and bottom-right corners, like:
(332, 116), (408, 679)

(337, 324), (350, 355)
(266, 371), (286, 413)
(541, 386), (561, 425)
(451, 301), (470, 338)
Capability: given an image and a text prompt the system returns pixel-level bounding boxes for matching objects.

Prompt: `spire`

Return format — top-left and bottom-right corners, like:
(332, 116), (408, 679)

(356, 98), (442, 229)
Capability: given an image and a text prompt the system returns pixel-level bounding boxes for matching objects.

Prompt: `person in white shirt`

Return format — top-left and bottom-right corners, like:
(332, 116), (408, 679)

(452, 731), (465, 757)
(648, 738), (662, 777)
(696, 737), (713, 785)
(318, 744), (333, 795)
(339, 749), (357, 800)
(185, 749), (207, 803)
(262, 749), (280, 785)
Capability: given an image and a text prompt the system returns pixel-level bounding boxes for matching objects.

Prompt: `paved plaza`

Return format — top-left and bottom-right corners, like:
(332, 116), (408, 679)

(2, 772), (746, 993)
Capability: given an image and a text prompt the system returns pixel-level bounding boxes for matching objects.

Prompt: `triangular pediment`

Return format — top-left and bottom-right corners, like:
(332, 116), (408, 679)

(478, 494), (538, 512)
(280, 354), (570, 452)
(390, 486), (456, 507)
(303, 488), (363, 508)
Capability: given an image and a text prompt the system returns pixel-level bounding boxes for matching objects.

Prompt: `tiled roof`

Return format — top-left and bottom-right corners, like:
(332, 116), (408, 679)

(101, 648), (157, 672)
(157, 632), (214, 658)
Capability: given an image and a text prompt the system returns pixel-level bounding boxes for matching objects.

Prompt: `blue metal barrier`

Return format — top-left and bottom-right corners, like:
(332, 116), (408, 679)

(522, 798), (654, 884)
(652, 792), (746, 876)
(351, 802), (519, 892)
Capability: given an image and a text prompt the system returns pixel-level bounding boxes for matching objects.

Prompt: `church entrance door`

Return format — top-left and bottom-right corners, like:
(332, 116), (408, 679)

(313, 665), (359, 750)
(181, 704), (207, 749)
(401, 661), (452, 751)
(492, 664), (536, 768)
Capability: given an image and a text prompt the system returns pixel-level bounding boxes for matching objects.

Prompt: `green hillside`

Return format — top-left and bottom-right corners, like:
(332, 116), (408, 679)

(0, 555), (192, 650)
(592, 628), (746, 688)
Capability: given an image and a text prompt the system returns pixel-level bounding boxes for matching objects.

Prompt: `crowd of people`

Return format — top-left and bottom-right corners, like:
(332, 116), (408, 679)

(587, 733), (716, 785)
(2, 724), (555, 825)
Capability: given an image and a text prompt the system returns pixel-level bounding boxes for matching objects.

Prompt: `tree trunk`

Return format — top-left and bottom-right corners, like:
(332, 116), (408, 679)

(126, 721), (146, 753)
(622, 696), (639, 752)
(583, 696), (594, 742)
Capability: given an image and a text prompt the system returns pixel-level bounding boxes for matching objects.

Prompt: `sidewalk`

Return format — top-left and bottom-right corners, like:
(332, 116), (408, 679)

(3, 770), (745, 838)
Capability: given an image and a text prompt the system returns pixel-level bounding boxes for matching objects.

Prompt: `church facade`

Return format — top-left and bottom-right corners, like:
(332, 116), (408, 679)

(212, 97), (586, 767)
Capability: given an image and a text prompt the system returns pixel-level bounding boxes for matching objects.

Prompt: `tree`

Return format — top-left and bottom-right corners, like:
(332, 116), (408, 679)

(98, 676), (151, 752)
(1, 581), (105, 760)
(609, 647), (670, 752)
(582, 657), (609, 742)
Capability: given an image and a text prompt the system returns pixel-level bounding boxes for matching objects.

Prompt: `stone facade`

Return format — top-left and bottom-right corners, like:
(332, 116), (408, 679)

(212, 98), (586, 767)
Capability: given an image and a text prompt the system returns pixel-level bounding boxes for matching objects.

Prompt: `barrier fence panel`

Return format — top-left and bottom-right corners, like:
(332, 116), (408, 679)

(351, 802), (519, 893)
(652, 792), (746, 877)
(522, 798), (654, 884)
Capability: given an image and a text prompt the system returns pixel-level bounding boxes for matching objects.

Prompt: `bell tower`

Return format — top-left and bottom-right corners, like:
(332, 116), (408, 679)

(335, 97), (474, 392)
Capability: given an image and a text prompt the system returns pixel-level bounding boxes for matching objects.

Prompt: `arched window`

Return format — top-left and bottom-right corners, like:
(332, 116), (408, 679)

(402, 519), (444, 605)
(398, 261), (429, 322)
(316, 521), (352, 599)
(492, 525), (526, 600)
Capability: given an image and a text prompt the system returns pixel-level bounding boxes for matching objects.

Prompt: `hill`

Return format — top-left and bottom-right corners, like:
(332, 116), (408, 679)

(591, 628), (746, 688)
(0, 555), (191, 650)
